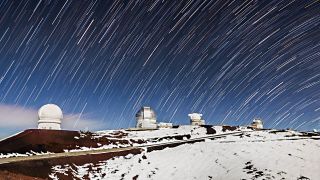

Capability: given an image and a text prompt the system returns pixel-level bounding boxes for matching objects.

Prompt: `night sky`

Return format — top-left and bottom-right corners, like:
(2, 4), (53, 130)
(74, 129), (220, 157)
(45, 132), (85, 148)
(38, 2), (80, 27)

(0, 0), (319, 132)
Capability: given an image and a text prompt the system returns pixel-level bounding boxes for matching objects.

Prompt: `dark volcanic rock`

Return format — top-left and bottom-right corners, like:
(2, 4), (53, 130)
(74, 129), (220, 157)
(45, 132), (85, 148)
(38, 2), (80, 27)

(200, 125), (216, 134)
(222, 126), (238, 132)
(0, 129), (79, 154)
(0, 129), (132, 154)
(0, 170), (44, 180)
(269, 129), (288, 134)
(0, 148), (142, 179)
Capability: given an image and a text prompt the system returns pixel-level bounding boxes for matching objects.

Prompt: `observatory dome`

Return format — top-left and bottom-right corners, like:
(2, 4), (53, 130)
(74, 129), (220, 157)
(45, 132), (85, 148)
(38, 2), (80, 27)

(251, 118), (263, 129)
(135, 106), (157, 129)
(38, 104), (63, 120)
(188, 113), (205, 126)
(38, 104), (63, 130)
(136, 106), (156, 121)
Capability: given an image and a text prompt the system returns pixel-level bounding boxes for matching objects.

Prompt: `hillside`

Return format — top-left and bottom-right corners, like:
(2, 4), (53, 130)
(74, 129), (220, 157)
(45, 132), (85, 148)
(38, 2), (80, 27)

(0, 126), (319, 179)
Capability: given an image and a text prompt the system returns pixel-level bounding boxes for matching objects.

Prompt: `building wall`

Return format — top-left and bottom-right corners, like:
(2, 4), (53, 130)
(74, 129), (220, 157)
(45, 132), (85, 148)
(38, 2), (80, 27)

(136, 120), (157, 129)
(158, 123), (173, 128)
(38, 122), (61, 130)
(191, 120), (205, 126)
(252, 123), (263, 129)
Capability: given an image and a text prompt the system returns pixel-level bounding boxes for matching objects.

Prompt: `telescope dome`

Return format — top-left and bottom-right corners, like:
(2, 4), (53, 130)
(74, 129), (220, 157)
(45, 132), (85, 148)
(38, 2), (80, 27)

(38, 104), (63, 130)
(135, 106), (157, 129)
(38, 104), (63, 120)
(136, 106), (156, 121)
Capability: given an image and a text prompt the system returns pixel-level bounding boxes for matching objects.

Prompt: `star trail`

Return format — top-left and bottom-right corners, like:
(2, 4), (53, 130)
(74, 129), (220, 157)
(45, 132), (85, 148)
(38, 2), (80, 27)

(0, 0), (319, 132)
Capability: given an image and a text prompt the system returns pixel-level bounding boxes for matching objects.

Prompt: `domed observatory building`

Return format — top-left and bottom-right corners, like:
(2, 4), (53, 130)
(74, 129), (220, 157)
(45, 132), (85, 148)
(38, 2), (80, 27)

(38, 104), (63, 130)
(136, 106), (157, 129)
(188, 113), (205, 126)
(251, 118), (263, 129)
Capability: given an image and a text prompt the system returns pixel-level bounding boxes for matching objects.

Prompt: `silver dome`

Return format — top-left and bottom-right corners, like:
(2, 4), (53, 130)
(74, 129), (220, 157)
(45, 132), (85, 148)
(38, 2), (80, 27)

(136, 106), (156, 121)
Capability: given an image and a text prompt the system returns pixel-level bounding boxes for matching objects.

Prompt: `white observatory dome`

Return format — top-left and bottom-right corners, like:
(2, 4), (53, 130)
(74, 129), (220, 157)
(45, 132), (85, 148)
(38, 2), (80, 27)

(38, 104), (63, 120)
(188, 113), (205, 126)
(251, 118), (263, 129)
(38, 104), (63, 130)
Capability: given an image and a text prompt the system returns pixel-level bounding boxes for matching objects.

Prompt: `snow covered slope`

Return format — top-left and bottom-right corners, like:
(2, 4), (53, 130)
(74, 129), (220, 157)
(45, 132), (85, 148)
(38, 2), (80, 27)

(49, 128), (320, 180)
(0, 126), (230, 158)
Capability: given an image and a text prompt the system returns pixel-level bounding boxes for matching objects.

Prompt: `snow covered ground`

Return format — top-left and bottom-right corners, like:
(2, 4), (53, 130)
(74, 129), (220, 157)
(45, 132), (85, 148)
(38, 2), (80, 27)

(87, 125), (231, 149)
(0, 126), (230, 158)
(49, 128), (320, 180)
(96, 125), (218, 139)
(0, 151), (54, 159)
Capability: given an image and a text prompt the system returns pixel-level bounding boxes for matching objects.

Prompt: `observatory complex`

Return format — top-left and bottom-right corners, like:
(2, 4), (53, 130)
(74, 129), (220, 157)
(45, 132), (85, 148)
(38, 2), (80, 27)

(38, 104), (63, 130)
(135, 106), (205, 130)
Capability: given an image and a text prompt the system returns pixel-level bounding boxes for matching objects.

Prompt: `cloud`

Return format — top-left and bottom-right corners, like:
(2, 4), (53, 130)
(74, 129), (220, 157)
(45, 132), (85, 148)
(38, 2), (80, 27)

(63, 113), (103, 131)
(0, 104), (38, 128)
(0, 104), (102, 138)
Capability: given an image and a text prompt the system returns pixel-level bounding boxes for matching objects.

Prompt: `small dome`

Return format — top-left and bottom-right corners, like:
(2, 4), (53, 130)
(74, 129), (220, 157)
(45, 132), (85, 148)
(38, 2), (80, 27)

(38, 104), (63, 120)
